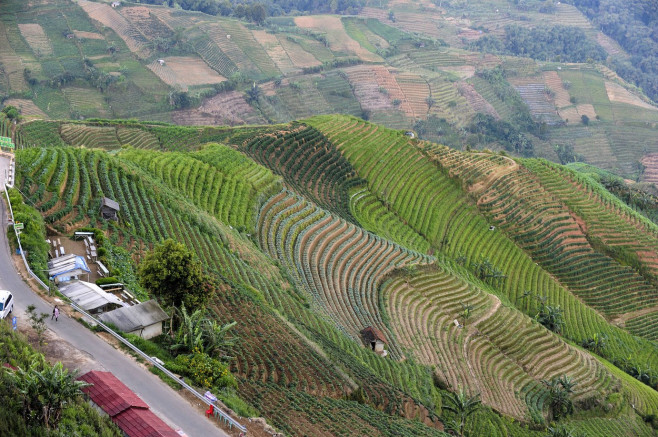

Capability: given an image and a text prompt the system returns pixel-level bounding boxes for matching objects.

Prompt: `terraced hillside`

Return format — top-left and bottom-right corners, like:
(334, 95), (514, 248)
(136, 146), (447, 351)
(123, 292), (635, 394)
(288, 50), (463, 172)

(308, 115), (658, 384)
(258, 190), (432, 357)
(13, 114), (658, 436)
(382, 266), (618, 420)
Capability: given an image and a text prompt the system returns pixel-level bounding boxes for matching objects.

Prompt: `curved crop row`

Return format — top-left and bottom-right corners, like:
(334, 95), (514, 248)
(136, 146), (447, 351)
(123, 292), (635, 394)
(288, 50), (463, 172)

(258, 190), (432, 358)
(382, 266), (617, 420)
(240, 124), (363, 222)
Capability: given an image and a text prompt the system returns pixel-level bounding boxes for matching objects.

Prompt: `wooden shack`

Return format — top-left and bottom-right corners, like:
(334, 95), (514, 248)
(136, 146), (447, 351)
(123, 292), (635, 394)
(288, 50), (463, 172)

(361, 326), (388, 357)
(100, 197), (120, 221)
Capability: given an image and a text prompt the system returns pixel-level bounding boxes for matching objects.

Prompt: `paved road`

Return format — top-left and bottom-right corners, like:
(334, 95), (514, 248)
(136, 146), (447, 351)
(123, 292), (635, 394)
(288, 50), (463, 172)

(0, 183), (229, 437)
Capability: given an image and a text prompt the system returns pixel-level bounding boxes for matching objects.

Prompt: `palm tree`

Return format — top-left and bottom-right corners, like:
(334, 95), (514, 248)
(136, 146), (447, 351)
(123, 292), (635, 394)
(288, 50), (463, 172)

(546, 424), (587, 437)
(171, 304), (237, 359)
(542, 375), (577, 421)
(7, 359), (89, 429)
(442, 388), (481, 437)
(171, 304), (207, 354)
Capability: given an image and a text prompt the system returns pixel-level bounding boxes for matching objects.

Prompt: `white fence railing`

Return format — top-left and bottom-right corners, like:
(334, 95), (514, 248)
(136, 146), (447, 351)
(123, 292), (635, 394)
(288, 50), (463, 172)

(70, 303), (247, 434)
(4, 184), (49, 290)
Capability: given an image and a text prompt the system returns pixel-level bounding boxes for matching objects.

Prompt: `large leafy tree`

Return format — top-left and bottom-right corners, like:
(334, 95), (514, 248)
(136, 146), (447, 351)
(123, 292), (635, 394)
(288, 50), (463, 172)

(138, 239), (210, 311)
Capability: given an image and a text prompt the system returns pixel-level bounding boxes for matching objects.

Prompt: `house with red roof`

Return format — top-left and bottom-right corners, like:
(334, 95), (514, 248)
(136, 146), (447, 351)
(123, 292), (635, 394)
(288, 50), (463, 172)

(78, 370), (179, 437)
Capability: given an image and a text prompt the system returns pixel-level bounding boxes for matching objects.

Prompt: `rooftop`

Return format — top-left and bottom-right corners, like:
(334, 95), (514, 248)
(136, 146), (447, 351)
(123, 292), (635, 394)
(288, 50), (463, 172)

(102, 197), (120, 211)
(58, 280), (125, 311)
(99, 300), (169, 332)
(78, 370), (148, 416)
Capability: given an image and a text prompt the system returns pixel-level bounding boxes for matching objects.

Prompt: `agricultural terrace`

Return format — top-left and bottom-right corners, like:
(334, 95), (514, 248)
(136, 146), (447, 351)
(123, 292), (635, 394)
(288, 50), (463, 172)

(146, 57), (226, 91)
(308, 115), (658, 380)
(382, 265), (617, 420)
(119, 145), (282, 232)
(16, 146), (287, 297)
(239, 124), (363, 222)
(443, 156), (658, 323)
(294, 16), (382, 63)
(212, 288), (446, 436)
(258, 190), (432, 357)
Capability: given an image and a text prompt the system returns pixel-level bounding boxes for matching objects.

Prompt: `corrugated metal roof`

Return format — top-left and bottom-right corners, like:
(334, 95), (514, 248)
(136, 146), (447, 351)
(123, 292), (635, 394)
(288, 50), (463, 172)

(58, 281), (125, 311)
(113, 408), (180, 437)
(99, 300), (169, 332)
(79, 371), (178, 437)
(48, 254), (91, 279)
(102, 197), (120, 211)
(78, 371), (148, 416)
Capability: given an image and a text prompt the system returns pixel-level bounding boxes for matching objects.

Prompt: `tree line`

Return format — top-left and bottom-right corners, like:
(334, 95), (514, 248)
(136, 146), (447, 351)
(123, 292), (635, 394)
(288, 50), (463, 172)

(573, 0), (658, 102)
(472, 24), (607, 63)
(135, 0), (365, 23)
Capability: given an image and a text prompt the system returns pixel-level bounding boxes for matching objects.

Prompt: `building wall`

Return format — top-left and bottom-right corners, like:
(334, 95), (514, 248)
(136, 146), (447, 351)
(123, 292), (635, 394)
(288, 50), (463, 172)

(129, 322), (162, 340)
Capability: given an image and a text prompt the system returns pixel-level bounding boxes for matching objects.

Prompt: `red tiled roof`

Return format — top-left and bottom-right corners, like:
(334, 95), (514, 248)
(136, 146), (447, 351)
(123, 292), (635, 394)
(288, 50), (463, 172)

(78, 370), (149, 416)
(113, 408), (180, 437)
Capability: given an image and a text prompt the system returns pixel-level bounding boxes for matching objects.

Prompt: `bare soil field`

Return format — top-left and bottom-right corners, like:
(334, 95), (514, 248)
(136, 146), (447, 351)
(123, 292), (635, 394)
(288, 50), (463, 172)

(641, 154), (658, 185)
(457, 82), (499, 119)
(576, 103), (597, 119)
(73, 30), (104, 39)
(543, 71), (572, 108)
(558, 106), (580, 123)
(77, 0), (151, 58)
(121, 6), (173, 40)
(343, 65), (397, 113)
(4, 98), (48, 118)
(597, 32), (623, 56)
(18, 23), (53, 56)
(276, 35), (321, 68)
(294, 15), (382, 62)
(172, 91), (265, 126)
(147, 56), (225, 91)
(605, 81), (657, 110)
(253, 30), (297, 75)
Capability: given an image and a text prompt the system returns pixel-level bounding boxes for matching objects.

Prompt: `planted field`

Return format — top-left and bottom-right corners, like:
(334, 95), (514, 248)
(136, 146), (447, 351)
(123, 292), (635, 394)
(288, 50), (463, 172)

(147, 56), (226, 91)
(61, 87), (111, 118)
(509, 78), (561, 125)
(240, 124), (362, 221)
(0, 21), (28, 92)
(252, 30), (297, 75)
(641, 153), (658, 185)
(309, 116), (658, 381)
(395, 73), (430, 118)
(457, 82), (500, 119)
(542, 71), (572, 108)
(219, 20), (280, 79)
(294, 15), (382, 62)
(190, 33), (238, 78)
(119, 145), (281, 231)
(350, 187), (430, 253)
(382, 266), (616, 420)
(60, 123), (120, 149)
(276, 34), (322, 68)
(116, 127), (160, 149)
(258, 190), (431, 357)
(121, 6), (173, 40)
(342, 17), (389, 53)
(205, 23), (261, 79)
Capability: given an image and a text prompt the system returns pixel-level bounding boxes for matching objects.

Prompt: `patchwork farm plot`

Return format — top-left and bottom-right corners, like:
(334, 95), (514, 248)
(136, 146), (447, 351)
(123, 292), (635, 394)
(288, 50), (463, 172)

(18, 23), (53, 56)
(147, 56), (226, 91)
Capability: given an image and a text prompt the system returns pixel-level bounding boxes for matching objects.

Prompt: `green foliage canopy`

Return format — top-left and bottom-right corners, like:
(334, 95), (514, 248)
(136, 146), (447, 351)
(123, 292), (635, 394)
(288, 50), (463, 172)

(138, 239), (210, 311)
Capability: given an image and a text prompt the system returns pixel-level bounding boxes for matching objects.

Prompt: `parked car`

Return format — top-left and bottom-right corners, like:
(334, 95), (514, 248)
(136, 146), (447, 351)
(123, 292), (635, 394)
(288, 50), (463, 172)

(0, 290), (14, 319)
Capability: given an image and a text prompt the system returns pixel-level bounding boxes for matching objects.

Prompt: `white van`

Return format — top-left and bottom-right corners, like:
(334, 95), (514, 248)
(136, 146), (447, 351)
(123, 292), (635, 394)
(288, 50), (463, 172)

(0, 290), (14, 319)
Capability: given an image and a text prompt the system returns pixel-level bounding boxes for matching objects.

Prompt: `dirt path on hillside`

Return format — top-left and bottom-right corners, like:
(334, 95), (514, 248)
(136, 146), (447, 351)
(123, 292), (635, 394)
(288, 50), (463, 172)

(611, 305), (658, 327)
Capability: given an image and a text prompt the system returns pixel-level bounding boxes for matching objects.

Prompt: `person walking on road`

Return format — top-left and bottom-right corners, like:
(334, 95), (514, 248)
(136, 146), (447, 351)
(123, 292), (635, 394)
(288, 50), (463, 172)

(52, 305), (59, 322)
